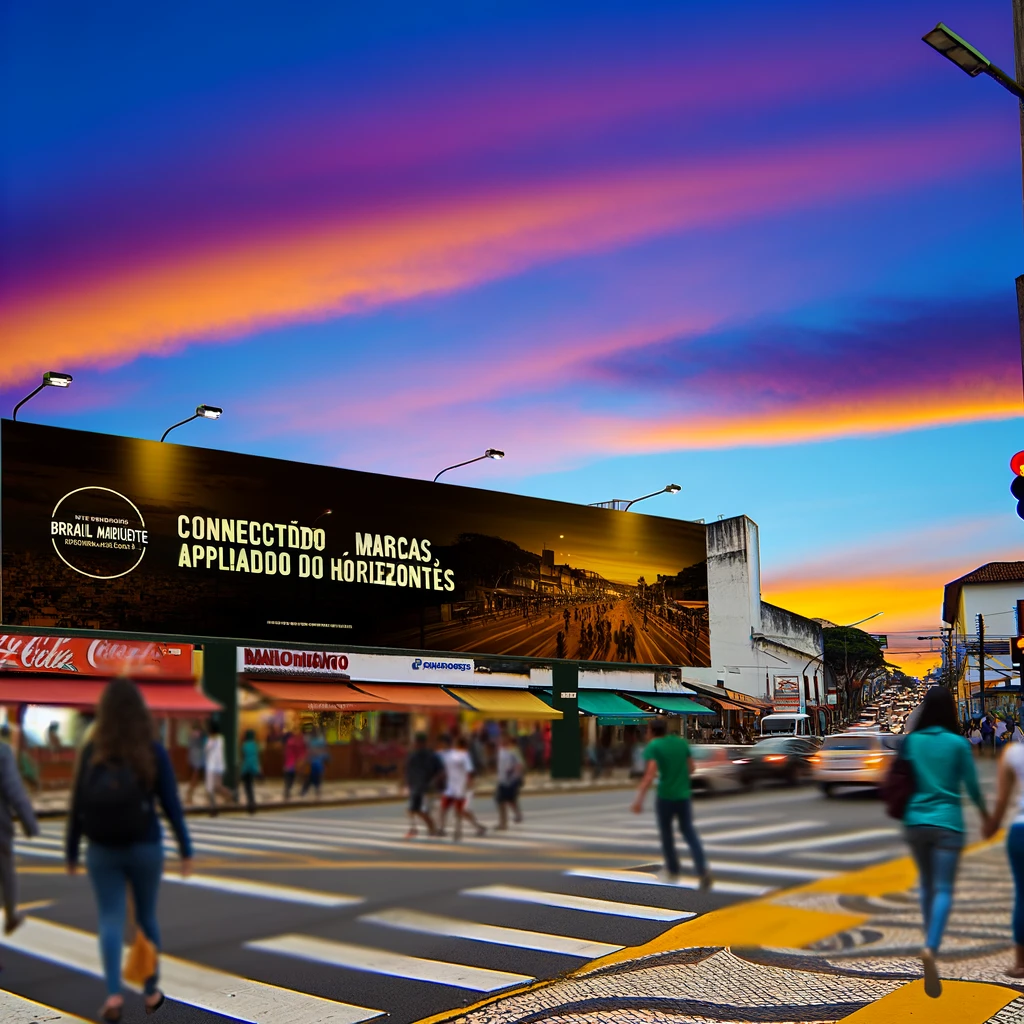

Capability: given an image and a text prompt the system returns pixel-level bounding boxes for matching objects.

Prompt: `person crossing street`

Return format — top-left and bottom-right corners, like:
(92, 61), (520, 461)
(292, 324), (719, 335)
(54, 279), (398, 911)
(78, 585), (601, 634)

(632, 718), (711, 890)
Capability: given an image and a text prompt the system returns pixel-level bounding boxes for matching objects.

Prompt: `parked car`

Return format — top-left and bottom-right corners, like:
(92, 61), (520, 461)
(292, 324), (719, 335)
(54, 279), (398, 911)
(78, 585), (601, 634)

(811, 732), (901, 796)
(732, 737), (818, 787)
(689, 744), (746, 793)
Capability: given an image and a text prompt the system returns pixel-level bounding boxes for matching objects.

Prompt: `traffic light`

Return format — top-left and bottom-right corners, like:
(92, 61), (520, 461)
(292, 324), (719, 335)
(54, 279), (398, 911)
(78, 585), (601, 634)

(1011, 451), (1024, 520)
(1014, 636), (1024, 671)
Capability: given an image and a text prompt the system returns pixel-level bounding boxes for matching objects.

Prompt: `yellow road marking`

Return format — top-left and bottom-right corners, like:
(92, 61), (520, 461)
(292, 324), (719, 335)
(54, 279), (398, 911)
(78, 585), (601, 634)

(800, 855), (919, 897)
(578, 901), (868, 972)
(841, 979), (1020, 1022)
(16, 899), (53, 912)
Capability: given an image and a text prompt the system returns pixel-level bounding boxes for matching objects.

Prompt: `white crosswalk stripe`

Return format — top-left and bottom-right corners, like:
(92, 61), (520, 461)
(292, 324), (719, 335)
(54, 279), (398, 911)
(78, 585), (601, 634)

(462, 884), (694, 921)
(361, 907), (622, 957)
(247, 934), (534, 991)
(566, 866), (772, 895)
(164, 873), (363, 907)
(0, 918), (383, 1023)
(0, 988), (91, 1023)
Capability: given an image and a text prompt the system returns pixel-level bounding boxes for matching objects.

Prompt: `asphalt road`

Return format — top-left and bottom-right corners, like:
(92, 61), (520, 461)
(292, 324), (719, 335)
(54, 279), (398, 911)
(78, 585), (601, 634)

(0, 767), (996, 1024)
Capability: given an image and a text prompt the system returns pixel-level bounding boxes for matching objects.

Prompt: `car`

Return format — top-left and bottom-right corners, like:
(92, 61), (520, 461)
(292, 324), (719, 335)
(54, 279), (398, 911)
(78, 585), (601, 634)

(811, 732), (901, 795)
(689, 744), (746, 793)
(732, 737), (819, 787)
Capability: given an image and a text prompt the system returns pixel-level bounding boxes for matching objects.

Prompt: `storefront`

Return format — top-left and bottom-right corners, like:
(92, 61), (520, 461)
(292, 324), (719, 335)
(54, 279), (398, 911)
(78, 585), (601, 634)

(0, 634), (220, 787)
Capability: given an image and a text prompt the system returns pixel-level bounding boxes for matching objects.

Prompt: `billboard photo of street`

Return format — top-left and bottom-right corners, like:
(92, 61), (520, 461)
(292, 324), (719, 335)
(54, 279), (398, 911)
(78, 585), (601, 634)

(385, 532), (709, 665)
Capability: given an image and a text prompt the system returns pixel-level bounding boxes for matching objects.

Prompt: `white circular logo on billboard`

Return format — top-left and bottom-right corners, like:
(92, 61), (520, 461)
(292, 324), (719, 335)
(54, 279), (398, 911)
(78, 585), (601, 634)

(50, 487), (149, 579)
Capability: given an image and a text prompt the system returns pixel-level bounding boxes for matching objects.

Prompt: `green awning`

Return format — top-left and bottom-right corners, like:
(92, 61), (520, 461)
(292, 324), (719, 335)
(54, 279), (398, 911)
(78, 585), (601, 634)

(578, 690), (654, 719)
(596, 715), (653, 727)
(628, 693), (715, 715)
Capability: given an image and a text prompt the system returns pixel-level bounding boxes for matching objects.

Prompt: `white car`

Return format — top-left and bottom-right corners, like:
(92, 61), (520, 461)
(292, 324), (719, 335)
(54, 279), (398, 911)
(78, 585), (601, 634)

(811, 732), (901, 795)
(690, 744), (747, 793)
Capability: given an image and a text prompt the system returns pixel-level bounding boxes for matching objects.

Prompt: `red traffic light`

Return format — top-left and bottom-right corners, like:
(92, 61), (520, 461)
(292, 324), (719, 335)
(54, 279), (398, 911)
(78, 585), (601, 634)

(1012, 451), (1024, 476)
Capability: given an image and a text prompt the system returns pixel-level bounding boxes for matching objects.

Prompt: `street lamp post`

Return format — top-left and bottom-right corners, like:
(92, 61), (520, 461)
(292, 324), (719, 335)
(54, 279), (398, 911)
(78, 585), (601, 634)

(589, 483), (681, 511)
(922, 18), (1024, 404)
(11, 371), (73, 420)
(160, 405), (223, 442)
(433, 449), (504, 483)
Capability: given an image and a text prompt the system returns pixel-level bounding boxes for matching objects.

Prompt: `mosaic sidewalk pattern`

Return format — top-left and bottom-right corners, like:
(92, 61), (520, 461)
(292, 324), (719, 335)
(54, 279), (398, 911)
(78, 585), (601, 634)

(421, 843), (1024, 1024)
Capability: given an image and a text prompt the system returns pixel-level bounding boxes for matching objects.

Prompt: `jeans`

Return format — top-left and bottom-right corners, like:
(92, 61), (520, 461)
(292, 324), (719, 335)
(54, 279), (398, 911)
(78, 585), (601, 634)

(86, 840), (163, 997)
(1008, 824), (1024, 944)
(655, 797), (707, 877)
(301, 761), (324, 796)
(283, 768), (296, 799)
(241, 770), (257, 813)
(905, 824), (964, 951)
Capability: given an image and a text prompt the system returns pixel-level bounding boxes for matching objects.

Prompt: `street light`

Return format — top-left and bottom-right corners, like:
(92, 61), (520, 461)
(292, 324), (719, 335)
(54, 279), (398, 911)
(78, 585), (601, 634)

(160, 404), (223, 442)
(313, 509), (333, 524)
(589, 483), (681, 511)
(922, 23), (1024, 99)
(12, 371), (73, 421)
(433, 449), (504, 483)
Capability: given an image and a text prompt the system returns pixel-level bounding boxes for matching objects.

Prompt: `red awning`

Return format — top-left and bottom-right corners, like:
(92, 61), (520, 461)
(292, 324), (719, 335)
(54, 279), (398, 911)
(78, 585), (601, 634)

(248, 681), (391, 710)
(0, 679), (219, 713)
(349, 683), (462, 710)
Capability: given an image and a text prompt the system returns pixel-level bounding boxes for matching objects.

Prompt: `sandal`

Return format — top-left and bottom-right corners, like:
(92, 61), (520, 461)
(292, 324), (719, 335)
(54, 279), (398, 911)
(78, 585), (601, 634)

(145, 991), (166, 1014)
(99, 1001), (123, 1023)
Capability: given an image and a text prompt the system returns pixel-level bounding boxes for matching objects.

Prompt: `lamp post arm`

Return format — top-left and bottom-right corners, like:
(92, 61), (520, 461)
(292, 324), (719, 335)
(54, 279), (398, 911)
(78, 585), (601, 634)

(160, 413), (199, 443)
(433, 455), (486, 483)
(623, 488), (669, 512)
(986, 61), (1024, 101)
(11, 383), (46, 422)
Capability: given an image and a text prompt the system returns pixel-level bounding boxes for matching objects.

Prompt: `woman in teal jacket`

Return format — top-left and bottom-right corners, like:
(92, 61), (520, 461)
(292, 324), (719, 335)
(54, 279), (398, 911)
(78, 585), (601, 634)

(903, 686), (990, 998)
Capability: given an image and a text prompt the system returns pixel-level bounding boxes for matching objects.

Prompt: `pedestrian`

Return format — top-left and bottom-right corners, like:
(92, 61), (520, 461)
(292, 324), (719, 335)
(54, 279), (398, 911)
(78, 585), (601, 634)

(0, 724), (39, 935)
(65, 678), (193, 1022)
(437, 735), (486, 840)
(240, 729), (261, 815)
(404, 732), (443, 839)
(984, 731), (1024, 976)
(495, 732), (525, 829)
(1014, 720), (1024, 744)
(982, 715), (996, 757)
(969, 720), (983, 754)
(300, 725), (328, 798)
(184, 722), (205, 805)
(204, 720), (235, 813)
(631, 718), (712, 890)
(282, 728), (306, 800)
(901, 685), (989, 999)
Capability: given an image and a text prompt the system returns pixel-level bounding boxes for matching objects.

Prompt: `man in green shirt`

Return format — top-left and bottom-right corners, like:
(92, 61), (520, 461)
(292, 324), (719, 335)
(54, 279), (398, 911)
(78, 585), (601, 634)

(632, 719), (711, 889)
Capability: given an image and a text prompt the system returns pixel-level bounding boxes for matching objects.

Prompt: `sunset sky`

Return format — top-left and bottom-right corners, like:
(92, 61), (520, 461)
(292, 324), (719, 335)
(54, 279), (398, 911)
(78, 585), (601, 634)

(2, 0), (1021, 672)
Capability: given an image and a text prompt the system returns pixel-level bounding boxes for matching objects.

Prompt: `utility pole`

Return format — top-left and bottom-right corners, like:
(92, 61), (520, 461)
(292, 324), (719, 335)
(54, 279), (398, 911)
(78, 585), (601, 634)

(978, 613), (986, 716)
(1014, 0), (1024, 402)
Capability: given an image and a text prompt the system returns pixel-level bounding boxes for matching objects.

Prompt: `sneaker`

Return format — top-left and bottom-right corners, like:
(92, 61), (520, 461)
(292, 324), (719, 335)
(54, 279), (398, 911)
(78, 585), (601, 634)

(404, 829), (417, 840)
(4, 913), (24, 936)
(921, 947), (942, 998)
(477, 825), (487, 837)
(699, 873), (713, 893)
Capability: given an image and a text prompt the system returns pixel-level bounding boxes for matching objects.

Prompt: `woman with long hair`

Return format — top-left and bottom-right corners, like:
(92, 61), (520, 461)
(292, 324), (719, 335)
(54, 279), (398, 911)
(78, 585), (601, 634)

(902, 685), (989, 999)
(65, 678), (192, 1021)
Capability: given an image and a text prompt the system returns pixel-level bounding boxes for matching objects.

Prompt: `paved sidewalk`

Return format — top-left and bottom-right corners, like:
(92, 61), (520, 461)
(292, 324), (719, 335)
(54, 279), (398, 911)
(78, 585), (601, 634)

(415, 838), (1024, 1024)
(31, 768), (635, 818)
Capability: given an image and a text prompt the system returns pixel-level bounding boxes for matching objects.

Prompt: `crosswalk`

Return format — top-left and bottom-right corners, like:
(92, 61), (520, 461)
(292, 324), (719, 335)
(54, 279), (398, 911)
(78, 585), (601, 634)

(5, 790), (915, 1023)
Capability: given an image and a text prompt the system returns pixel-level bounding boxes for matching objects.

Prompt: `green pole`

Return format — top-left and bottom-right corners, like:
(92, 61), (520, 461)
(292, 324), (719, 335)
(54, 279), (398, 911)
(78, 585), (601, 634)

(549, 661), (581, 779)
(201, 641), (239, 789)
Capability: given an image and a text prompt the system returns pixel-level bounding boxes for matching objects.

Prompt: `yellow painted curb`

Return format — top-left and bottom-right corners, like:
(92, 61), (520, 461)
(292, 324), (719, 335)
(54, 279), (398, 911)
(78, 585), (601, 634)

(840, 979), (1020, 1022)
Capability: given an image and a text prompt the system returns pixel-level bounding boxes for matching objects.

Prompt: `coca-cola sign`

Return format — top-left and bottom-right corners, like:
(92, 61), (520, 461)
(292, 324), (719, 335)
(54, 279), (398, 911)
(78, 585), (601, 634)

(0, 635), (192, 677)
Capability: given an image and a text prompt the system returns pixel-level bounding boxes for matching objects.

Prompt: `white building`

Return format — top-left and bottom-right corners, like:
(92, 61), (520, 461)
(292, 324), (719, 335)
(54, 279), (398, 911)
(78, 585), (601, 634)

(684, 516), (828, 730)
(942, 562), (1024, 714)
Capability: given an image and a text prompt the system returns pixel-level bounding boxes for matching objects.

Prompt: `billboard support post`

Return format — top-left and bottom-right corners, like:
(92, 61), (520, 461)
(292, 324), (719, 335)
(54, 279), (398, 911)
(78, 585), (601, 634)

(550, 661), (581, 779)
(202, 641), (239, 788)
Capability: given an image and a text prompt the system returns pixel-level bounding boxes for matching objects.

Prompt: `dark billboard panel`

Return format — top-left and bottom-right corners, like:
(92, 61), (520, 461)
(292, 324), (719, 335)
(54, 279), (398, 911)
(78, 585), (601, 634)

(1, 422), (709, 665)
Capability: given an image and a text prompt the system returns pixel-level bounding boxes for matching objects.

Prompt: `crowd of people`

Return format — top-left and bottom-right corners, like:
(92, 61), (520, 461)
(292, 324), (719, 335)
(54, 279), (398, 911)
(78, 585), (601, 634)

(965, 712), (1024, 755)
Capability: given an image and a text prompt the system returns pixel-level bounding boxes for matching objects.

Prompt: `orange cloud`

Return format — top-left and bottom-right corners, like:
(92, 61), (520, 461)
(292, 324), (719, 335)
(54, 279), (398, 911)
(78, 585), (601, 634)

(0, 118), (1003, 386)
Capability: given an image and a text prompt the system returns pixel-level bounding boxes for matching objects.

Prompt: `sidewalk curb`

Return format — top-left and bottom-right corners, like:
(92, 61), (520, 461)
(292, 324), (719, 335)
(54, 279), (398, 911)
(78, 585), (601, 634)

(34, 779), (637, 820)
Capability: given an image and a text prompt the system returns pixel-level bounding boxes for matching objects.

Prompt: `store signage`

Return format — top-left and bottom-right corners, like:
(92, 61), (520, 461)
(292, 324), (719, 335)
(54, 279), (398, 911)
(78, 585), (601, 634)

(772, 675), (803, 713)
(3, 422), (709, 666)
(238, 647), (476, 682)
(0, 634), (192, 677)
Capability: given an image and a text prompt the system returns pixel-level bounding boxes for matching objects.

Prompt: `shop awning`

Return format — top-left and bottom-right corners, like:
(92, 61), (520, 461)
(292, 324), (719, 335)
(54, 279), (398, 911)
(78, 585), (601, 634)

(579, 690), (653, 719)
(0, 679), (219, 713)
(628, 693), (715, 715)
(448, 687), (562, 720)
(702, 697), (748, 713)
(349, 683), (462, 710)
(248, 681), (391, 710)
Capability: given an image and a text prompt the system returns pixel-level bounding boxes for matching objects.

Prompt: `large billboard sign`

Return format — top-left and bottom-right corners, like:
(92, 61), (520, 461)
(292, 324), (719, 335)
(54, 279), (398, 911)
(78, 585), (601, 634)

(1, 422), (710, 666)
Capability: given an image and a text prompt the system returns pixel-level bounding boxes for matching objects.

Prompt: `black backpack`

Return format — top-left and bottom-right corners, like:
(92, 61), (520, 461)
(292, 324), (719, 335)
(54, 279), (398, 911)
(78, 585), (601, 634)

(77, 747), (154, 846)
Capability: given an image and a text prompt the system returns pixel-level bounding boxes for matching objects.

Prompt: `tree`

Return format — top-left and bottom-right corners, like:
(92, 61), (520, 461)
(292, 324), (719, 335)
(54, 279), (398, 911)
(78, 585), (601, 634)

(823, 626), (890, 720)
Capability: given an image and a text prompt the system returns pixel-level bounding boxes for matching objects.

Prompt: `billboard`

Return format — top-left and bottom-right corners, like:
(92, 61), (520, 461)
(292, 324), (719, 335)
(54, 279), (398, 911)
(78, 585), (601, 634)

(1, 421), (709, 666)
